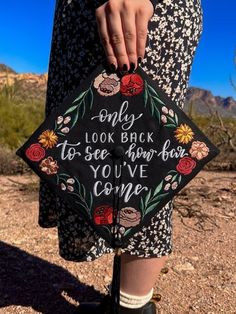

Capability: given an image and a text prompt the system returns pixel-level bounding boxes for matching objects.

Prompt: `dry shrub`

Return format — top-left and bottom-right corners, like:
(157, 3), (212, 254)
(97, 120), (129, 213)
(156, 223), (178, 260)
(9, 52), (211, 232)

(0, 145), (32, 175)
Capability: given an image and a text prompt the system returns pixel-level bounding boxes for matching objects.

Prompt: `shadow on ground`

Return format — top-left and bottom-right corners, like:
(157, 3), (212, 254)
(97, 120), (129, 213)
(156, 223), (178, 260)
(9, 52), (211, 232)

(0, 241), (105, 314)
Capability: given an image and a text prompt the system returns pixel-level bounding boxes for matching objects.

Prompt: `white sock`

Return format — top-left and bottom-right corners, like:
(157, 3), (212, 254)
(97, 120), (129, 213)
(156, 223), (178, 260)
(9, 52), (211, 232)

(108, 284), (154, 309)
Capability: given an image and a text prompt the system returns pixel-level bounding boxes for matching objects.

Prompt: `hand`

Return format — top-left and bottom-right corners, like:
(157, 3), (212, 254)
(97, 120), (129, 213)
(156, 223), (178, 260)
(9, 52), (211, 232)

(95, 0), (154, 73)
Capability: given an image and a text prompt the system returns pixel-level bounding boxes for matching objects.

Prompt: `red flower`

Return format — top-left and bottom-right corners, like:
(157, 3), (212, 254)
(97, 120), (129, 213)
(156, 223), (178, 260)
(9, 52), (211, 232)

(26, 143), (45, 162)
(176, 157), (196, 175)
(93, 205), (114, 225)
(120, 73), (144, 96)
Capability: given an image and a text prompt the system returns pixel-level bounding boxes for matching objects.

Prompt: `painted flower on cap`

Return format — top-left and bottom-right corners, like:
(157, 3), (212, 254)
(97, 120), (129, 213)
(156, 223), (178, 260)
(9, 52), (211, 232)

(26, 143), (45, 162)
(189, 141), (209, 160)
(39, 156), (59, 175)
(61, 127), (70, 133)
(161, 115), (167, 123)
(174, 123), (194, 144)
(176, 157), (196, 175)
(118, 207), (141, 227)
(57, 116), (64, 124)
(120, 73), (144, 96)
(63, 116), (71, 124)
(94, 72), (120, 96)
(93, 205), (114, 225)
(38, 130), (58, 149)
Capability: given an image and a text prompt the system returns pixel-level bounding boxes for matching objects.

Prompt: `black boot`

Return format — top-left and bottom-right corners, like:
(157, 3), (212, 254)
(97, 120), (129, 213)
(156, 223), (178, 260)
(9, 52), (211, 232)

(77, 295), (157, 314)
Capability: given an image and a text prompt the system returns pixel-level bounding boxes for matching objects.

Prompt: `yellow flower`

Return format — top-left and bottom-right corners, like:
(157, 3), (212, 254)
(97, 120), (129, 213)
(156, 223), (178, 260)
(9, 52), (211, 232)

(38, 130), (58, 149)
(174, 123), (194, 144)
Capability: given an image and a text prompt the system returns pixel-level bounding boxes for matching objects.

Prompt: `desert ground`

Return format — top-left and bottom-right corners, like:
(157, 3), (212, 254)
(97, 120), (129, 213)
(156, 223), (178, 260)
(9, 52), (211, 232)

(0, 170), (235, 314)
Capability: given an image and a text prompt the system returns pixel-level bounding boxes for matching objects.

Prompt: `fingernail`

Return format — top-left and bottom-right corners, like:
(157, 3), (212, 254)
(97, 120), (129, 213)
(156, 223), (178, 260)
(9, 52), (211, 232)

(138, 57), (142, 64)
(109, 63), (116, 72)
(122, 64), (128, 72)
(129, 62), (135, 73)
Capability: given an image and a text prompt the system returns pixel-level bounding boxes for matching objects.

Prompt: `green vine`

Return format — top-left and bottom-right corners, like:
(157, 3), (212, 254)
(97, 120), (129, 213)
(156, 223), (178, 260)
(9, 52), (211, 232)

(56, 173), (93, 218)
(54, 83), (94, 135)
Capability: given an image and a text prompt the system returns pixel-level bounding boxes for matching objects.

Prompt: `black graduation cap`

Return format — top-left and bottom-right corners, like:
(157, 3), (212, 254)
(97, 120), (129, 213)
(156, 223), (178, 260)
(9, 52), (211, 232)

(15, 59), (220, 313)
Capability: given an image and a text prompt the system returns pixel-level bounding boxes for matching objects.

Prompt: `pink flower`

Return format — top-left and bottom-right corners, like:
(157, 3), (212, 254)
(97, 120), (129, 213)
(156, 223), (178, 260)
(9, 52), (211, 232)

(189, 141), (209, 160)
(94, 72), (120, 96)
(161, 115), (167, 123)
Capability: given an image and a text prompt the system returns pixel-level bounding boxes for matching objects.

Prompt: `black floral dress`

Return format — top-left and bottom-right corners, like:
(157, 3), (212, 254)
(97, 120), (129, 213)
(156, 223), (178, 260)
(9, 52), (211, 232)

(39, 0), (203, 262)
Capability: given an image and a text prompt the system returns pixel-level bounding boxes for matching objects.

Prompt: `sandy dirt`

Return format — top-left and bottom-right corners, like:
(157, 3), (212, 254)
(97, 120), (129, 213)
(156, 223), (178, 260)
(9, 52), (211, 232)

(0, 171), (235, 314)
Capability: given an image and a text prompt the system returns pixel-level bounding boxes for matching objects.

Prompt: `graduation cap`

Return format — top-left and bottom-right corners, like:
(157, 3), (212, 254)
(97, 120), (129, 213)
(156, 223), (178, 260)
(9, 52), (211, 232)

(15, 59), (219, 313)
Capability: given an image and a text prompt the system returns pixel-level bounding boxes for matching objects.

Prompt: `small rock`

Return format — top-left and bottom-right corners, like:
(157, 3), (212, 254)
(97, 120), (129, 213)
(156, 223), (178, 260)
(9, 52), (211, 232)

(173, 262), (195, 273)
(104, 275), (111, 283)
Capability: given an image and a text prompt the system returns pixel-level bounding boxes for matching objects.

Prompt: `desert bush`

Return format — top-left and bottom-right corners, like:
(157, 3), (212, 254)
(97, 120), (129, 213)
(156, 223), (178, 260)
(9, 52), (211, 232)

(0, 91), (45, 149)
(192, 114), (236, 170)
(0, 145), (33, 175)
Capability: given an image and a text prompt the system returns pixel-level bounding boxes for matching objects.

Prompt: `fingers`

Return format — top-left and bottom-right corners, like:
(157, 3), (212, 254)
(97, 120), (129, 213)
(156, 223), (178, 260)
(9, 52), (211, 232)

(135, 9), (150, 61)
(96, 7), (118, 69)
(96, 0), (153, 72)
(106, 5), (130, 71)
(120, 5), (137, 70)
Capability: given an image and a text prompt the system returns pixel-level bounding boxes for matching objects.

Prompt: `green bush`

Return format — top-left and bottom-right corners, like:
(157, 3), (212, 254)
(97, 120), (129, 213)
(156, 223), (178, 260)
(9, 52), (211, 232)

(0, 92), (45, 149)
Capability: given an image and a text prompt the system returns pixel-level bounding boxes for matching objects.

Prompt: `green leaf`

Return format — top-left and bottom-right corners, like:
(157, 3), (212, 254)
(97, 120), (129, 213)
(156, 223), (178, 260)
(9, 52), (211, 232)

(178, 175), (182, 184)
(71, 110), (79, 128)
(167, 116), (176, 124)
(151, 192), (169, 203)
(75, 200), (89, 212)
(153, 181), (163, 196)
(152, 95), (165, 106)
(154, 106), (160, 124)
(150, 98), (155, 116)
(124, 228), (132, 236)
(168, 170), (178, 174)
(89, 191), (93, 209)
(72, 90), (87, 103)
(164, 123), (176, 128)
(144, 189), (152, 208)
(56, 132), (66, 136)
(64, 104), (78, 115)
(143, 87), (148, 107)
(80, 100), (86, 118)
(140, 197), (145, 216)
(145, 201), (161, 215)
(171, 173), (178, 182)
(147, 84), (158, 97)
(88, 88), (94, 110)
(82, 183), (86, 199)
(175, 113), (178, 125)
(54, 119), (57, 131)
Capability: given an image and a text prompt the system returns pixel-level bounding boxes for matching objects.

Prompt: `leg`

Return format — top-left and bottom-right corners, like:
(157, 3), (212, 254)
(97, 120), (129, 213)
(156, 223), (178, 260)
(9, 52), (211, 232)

(120, 253), (168, 296)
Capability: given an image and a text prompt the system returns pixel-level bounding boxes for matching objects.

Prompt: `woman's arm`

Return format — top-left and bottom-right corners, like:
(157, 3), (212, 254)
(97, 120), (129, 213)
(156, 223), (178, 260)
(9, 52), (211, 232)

(95, 0), (154, 72)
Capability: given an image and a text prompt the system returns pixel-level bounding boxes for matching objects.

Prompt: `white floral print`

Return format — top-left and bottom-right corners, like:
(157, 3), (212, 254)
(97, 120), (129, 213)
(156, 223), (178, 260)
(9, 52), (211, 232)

(38, 0), (203, 262)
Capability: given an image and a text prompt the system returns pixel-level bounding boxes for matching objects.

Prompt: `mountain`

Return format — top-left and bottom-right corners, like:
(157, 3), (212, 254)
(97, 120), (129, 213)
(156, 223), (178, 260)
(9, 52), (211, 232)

(0, 63), (47, 102)
(0, 63), (235, 118)
(185, 87), (236, 118)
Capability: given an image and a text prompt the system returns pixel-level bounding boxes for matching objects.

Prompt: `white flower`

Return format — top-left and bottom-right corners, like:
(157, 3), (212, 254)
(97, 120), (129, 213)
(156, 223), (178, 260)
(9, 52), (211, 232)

(61, 127), (70, 133)
(61, 183), (66, 190)
(165, 175), (172, 181)
(161, 115), (167, 123)
(67, 185), (74, 192)
(63, 116), (71, 124)
(67, 178), (75, 184)
(169, 109), (174, 117)
(119, 227), (126, 234)
(161, 106), (168, 114)
(171, 181), (178, 190)
(57, 116), (64, 124)
(164, 183), (171, 191)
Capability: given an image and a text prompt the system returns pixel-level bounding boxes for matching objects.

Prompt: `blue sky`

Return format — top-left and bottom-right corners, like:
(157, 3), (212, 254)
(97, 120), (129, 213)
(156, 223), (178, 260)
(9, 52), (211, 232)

(0, 0), (235, 98)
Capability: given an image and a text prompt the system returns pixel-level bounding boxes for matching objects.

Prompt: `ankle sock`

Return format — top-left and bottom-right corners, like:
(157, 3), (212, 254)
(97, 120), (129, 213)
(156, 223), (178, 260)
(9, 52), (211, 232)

(108, 284), (154, 309)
